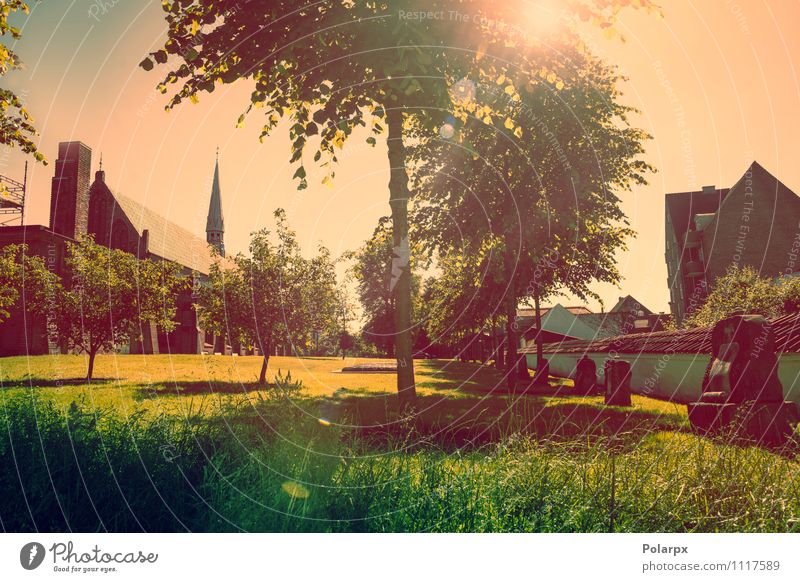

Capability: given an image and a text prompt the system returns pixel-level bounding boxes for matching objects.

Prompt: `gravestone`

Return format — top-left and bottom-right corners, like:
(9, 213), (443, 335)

(532, 358), (550, 386)
(687, 314), (799, 445)
(604, 358), (632, 406)
(574, 355), (597, 396)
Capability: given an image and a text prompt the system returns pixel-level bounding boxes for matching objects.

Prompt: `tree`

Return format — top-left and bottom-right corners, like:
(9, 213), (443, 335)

(0, 244), (52, 324)
(685, 266), (800, 328)
(1, 1), (45, 162)
(302, 244), (340, 355)
(30, 237), (188, 382)
(409, 45), (652, 388)
(334, 280), (357, 360)
(143, 0), (657, 408)
(197, 210), (338, 384)
(423, 249), (505, 364)
(351, 217), (426, 358)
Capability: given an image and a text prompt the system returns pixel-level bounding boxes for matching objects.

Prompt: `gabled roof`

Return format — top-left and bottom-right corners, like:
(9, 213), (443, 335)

(703, 161), (799, 241)
(609, 295), (653, 315)
(112, 191), (214, 275)
(517, 305), (592, 319)
(516, 303), (622, 341)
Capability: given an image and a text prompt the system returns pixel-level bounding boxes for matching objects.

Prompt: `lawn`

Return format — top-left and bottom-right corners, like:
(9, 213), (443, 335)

(0, 354), (798, 533)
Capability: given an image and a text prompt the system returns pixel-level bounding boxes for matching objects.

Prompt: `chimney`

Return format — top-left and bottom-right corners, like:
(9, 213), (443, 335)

(50, 141), (92, 239)
(702, 185), (716, 193)
(139, 229), (149, 258)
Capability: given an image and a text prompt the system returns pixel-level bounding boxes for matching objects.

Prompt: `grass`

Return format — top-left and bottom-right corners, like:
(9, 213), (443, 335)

(0, 355), (798, 532)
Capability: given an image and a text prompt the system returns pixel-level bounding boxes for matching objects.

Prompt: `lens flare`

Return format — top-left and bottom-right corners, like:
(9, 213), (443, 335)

(281, 481), (310, 499)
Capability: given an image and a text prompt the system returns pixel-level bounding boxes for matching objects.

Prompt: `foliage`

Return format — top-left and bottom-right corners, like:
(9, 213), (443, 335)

(0, 0), (45, 161)
(423, 250), (504, 348)
(0, 243), (57, 323)
(196, 210), (339, 382)
(408, 44), (653, 381)
(686, 265), (800, 328)
(28, 236), (188, 380)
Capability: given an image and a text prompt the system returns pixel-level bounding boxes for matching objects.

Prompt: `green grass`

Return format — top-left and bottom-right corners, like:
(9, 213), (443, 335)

(0, 355), (798, 532)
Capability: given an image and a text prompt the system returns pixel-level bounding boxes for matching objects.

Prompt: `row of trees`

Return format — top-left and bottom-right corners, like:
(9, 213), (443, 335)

(3, 1), (661, 401)
(0, 211), (348, 382)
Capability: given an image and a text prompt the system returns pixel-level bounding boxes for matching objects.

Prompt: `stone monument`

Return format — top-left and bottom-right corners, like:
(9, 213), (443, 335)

(687, 314), (799, 445)
(575, 355), (597, 395)
(604, 358), (632, 406)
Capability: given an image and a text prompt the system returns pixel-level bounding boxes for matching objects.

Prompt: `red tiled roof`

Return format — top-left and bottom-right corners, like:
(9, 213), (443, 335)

(521, 311), (800, 356)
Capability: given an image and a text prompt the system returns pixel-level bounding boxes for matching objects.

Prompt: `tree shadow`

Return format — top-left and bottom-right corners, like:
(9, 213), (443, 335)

(329, 392), (690, 453)
(133, 380), (271, 399)
(1, 378), (117, 388)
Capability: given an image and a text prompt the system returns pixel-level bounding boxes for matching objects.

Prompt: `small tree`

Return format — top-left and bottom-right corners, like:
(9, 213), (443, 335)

(197, 210), (338, 384)
(32, 237), (188, 382)
(686, 266), (800, 328)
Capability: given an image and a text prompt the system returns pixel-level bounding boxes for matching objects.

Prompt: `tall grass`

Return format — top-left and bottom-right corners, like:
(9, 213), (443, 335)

(1, 390), (798, 532)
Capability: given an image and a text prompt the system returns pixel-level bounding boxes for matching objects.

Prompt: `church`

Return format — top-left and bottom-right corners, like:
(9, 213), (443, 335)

(0, 140), (226, 356)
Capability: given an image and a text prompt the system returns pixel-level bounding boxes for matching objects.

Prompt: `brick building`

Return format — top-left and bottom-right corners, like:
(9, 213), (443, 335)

(0, 141), (224, 356)
(665, 161), (800, 325)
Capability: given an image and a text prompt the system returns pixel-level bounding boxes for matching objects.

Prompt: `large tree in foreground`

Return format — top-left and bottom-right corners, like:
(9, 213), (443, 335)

(143, 0), (656, 408)
(409, 46), (652, 389)
(30, 237), (187, 382)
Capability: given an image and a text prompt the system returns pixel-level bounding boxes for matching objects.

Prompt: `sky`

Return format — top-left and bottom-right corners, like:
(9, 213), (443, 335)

(2, 0), (800, 315)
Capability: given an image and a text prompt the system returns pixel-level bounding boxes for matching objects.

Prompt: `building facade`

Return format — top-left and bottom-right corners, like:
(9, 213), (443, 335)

(665, 162), (800, 325)
(0, 141), (224, 357)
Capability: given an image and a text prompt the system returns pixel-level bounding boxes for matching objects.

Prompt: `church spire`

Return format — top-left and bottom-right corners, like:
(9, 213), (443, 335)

(206, 153), (225, 257)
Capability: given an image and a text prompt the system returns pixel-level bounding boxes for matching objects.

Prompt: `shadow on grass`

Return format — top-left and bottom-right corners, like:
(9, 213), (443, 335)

(1, 378), (117, 388)
(338, 393), (688, 452)
(214, 384), (688, 455)
(134, 380), (271, 399)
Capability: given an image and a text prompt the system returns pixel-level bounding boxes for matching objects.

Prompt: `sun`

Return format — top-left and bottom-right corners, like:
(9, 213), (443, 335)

(523, 0), (566, 37)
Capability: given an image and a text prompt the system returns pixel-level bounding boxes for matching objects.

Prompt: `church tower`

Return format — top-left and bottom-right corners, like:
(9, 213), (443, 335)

(206, 152), (225, 257)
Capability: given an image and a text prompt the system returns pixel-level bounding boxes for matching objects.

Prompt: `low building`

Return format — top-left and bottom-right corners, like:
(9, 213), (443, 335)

(517, 296), (666, 350)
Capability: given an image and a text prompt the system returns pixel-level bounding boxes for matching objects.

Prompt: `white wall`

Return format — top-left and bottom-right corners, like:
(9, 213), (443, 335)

(529, 351), (800, 404)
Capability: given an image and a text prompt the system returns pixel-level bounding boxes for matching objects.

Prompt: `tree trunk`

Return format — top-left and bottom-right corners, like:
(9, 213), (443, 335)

(534, 285), (544, 368)
(259, 352), (270, 385)
(87, 349), (97, 383)
(495, 319), (505, 370)
(386, 106), (416, 409)
(505, 289), (518, 391)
